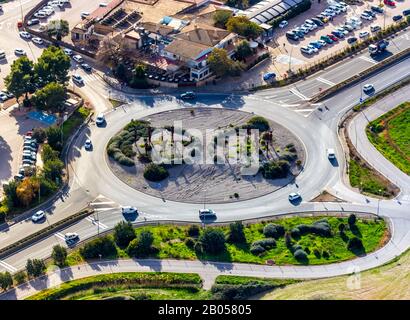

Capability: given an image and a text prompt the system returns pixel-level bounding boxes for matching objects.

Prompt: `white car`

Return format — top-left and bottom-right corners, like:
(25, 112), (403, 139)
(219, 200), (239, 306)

(300, 46), (314, 55)
(14, 48), (26, 55)
(317, 39), (327, 47)
(307, 44), (318, 53)
(327, 148), (336, 159)
(65, 232), (79, 242)
(81, 12), (90, 19)
(363, 83), (374, 92)
(336, 27), (348, 35)
(288, 192), (301, 202)
(64, 48), (73, 56)
(0, 92), (9, 102)
(279, 20), (288, 28)
(99, 2), (108, 7)
(359, 31), (370, 38)
(19, 31), (31, 39)
(31, 210), (45, 222)
(84, 139), (92, 150)
(361, 13), (373, 20)
(32, 37), (44, 45)
(350, 17), (363, 25)
(95, 113), (105, 125)
(329, 6), (342, 14)
(121, 206), (138, 214)
(72, 54), (83, 63)
(324, 9), (336, 17)
(370, 24), (381, 32)
(34, 12), (46, 19)
(72, 74), (84, 85)
(199, 209), (216, 219)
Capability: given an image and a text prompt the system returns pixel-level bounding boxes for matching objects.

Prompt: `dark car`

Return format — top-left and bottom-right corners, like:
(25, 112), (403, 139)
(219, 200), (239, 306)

(292, 29), (304, 38)
(80, 63), (92, 72)
(393, 15), (403, 21)
(331, 31), (345, 39)
(347, 37), (358, 44)
(403, 9), (410, 16)
(363, 10), (376, 17)
(286, 31), (299, 41)
(180, 91), (196, 100)
(371, 6), (384, 14)
(311, 17), (324, 26)
(320, 35), (333, 44)
(27, 18), (40, 26)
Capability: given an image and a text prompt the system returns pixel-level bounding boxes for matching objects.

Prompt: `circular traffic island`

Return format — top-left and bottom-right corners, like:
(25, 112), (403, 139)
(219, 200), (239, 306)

(106, 107), (305, 203)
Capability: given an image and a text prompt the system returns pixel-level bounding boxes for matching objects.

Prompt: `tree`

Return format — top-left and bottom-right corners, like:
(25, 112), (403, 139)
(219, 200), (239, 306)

(26, 259), (46, 278)
(213, 10), (233, 28)
(13, 271), (27, 285)
(126, 230), (154, 257)
(130, 64), (149, 89)
(207, 48), (243, 78)
(45, 126), (63, 151)
(199, 228), (226, 254)
(235, 40), (253, 61)
(79, 236), (117, 259)
(347, 237), (364, 252)
(246, 116), (270, 131)
(143, 163), (169, 182)
(226, 221), (246, 244)
(338, 223), (346, 233)
(43, 158), (64, 182)
(226, 16), (263, 39)
(34, 46), (71, 86)
(47, 20), (69, 41)
(51, 245), (67, 267)
(16, 178), (39, 207)
(4, 56), (35, 104)
(348, 214), (357, 226)
(113, 221), (136, 248)
(32, 82), (67, 112)
(3, 180), (20, 207)
(0, 272), (13, 291)
(41, 144), (59, 163)
(32, 127), (47, 143)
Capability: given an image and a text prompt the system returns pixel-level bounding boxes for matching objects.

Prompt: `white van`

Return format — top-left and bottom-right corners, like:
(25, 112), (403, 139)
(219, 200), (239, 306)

(0, 50), (5, 60)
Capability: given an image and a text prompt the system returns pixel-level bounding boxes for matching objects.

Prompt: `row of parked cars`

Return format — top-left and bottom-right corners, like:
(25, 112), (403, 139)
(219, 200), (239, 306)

(33, 0), (69, 19)
(15, 132), (38, 181)
(285, 1), (350, 42)
(62, 49), (93, 85)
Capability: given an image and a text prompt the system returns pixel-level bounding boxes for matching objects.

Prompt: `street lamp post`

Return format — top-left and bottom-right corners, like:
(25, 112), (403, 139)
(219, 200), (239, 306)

(377, 189), (382, 217)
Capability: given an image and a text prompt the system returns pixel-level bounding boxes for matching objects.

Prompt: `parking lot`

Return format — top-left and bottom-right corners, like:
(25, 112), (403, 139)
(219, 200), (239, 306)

(270, 0), (410, 76)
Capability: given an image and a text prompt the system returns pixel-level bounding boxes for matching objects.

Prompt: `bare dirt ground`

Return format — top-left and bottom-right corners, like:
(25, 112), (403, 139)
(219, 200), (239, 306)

(108, 107), (306, 203)
(311, 190), (345, 202)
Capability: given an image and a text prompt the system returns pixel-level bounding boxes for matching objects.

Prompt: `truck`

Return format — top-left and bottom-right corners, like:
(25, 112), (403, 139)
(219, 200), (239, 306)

(369, 40), (389, 55)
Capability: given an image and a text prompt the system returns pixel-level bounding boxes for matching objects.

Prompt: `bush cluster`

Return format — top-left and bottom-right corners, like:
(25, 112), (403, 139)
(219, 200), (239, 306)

(290, 219), (332, 238)
(260, 160), (290, 179)
(263, 223), (285, 239)
(79, 236), (117, 259)
(143, 163), (169, 182)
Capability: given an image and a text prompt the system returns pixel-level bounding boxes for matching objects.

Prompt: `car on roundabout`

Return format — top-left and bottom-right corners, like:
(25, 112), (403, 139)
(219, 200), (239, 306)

(288, 192), (301, 202)
(95, 113), (105, 126)
(180, 91), (196, 100)
(84, 139), (92, 150)
(263, 72), (276, 82)
(121, 206), (138, 214)
(199, 209), (216, 220)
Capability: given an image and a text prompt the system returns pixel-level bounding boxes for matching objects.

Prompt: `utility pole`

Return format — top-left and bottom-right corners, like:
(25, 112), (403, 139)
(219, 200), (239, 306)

(203, 188), (207, 210)
(288, 45), (294, 74)
(377, 189), (382, 217)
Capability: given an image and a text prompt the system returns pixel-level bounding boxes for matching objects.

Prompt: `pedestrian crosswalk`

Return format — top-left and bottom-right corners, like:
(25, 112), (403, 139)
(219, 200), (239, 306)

(89, 195), (120, 212)
(0, 259), (17, 272)
(359, 55), (377, 64)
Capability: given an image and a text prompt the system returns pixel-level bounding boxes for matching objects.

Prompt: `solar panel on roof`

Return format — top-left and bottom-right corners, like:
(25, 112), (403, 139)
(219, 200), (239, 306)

(273, 5), (286, 14)
(267, 8), (280, 17)
(261, 12), (273, 19)
(280, 3), (291, 9)
(254, 15), (268, 23)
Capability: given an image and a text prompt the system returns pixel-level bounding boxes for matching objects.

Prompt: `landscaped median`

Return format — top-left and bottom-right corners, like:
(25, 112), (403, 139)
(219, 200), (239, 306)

(64, 214), (387, 267)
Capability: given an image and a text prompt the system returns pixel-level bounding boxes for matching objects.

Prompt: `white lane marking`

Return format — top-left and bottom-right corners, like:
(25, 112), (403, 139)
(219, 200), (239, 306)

(295, 108), (315, 113)
(359, 56), (377, 64)
(54, 232), (66, 241)
(280, 103), (301, 107)
(93, 207), (117, 212)
(0, 260), (17, 272)
(90, 201), (116, 205)
(289, 88), (309, 100)
(85, 217), (108, 229)
(316, 77), (336, 86)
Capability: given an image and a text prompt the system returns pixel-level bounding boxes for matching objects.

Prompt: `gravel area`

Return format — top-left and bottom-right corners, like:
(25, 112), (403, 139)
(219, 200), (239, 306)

(108, 107), (305, 203)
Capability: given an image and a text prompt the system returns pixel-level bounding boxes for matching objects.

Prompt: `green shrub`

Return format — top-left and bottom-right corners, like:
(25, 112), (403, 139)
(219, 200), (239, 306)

(347, 237), (364, 252)
(26, 259), (46, 278)
(187, 225), (200, 237)
(226, 221), (246, 244)
(51, 245), (67, 267)
(184, 237), (195, 249)
(126, 231), (155, 257)
(199, 228), (226, 255)
(113, 221), (136, 248)
(252, 238), (276, 249)
(293, 249), (308, 262)
(348, 214), (357, 226)
(13, 271), (27, 285)
(260, 160), (290, 179)
(263, 223), (285, 239)
(250, 244), (266, 255)
(143, 163), (169, 182)
(244, 116), (270, 132)
(79, 236), (117, 259)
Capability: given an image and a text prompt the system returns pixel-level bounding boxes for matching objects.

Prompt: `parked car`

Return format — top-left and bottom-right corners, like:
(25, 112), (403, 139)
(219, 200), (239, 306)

(80, 12), (90, 19)
(317, 39), (327, 47)
(80, 63), (92, 72)
(180, 91), (196, 100)
(121, 206), (138, 214)
(32, 37), (43, 45)
(403, 9), (410, 16)
(263, 72), (276, 82)
(0, 92), (9, 102)
(321, 35), (333, 44)
(310, 41), (322, 49)
(371, 6), (384, 14)
(14, 48), (26, 55)
(31, 210), (45, 222)
(393, 15), (403, 21)
(335, 27), (349, 35)
(288, 192), (301, 202)
(95, 113), (105, 126)
(327, 34), (339, 42)
(63, 48), (73, 56)
(316, 14), (330, 23)
(347, 37), (358, 44)
(363, 10), (376, 18)
(19, 31), (31, 39)
(384, 0), (395, 6)
(72, 54), (83, 63)
(329, 6), (341, 14)
(332, 30), (345, 39)
(342, 24), (354, 32)
(311, 18), (324, 26)
(199, 209), (216, 220)
(27, 18), (40, 26)
(307, 44), (318, 53)
(361, 12), (374, 21)
(370, 25), (381, 32)
(359, 31), (370, 38)
(300, 46), (314, 55)
(363, 83), (374, 93)
(278, 20), (288, 28)
(293, 29), (305, 38)
(286, 31), (299, 41)
(72, 74), (84, 85)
